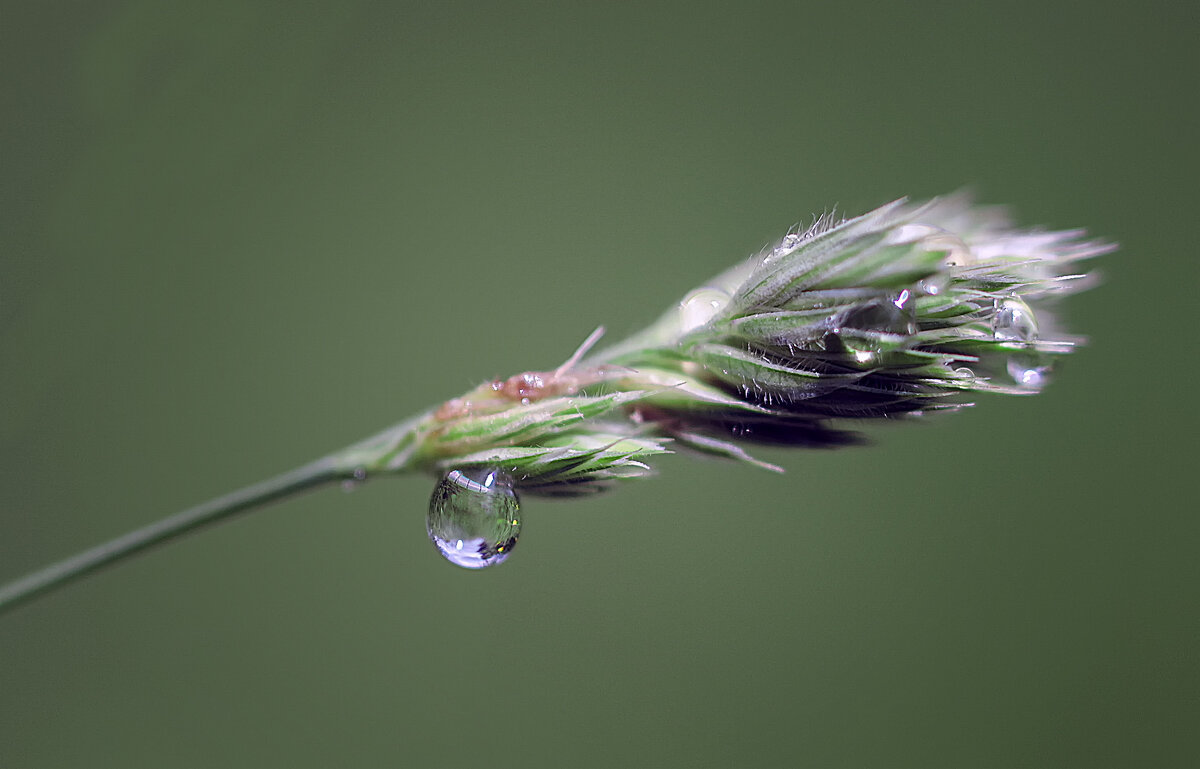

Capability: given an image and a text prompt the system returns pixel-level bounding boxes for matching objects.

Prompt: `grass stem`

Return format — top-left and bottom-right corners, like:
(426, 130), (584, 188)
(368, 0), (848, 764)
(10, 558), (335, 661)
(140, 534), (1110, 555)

(0, 458), (342, 615)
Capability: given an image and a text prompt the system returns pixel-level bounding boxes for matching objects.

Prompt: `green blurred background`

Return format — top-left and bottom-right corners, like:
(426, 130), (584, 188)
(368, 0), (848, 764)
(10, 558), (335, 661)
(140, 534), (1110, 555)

(2, 2), (1196, 766)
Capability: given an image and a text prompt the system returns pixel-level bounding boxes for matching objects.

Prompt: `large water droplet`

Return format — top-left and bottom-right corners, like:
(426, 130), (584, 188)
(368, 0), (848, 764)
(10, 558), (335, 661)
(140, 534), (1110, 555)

(427, 468), (522, 569)
(993, 298), (1039, 342)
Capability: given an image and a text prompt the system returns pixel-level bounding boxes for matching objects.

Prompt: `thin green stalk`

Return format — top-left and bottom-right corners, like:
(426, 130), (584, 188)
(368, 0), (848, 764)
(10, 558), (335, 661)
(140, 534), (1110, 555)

(0, 415), (427, 615)
(0, 458), (341, 614)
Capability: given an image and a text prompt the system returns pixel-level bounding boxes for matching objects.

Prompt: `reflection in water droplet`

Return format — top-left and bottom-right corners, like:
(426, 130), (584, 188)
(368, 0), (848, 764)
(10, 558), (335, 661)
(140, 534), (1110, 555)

(427, 468), (522, 569)
(993, 298), (1038, 342)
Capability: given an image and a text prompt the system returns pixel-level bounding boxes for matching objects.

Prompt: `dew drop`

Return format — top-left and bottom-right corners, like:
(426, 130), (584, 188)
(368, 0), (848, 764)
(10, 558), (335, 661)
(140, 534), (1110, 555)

(842, 297), (917, 337)
(1005, 350), (1051, 390)
(427, 468), (522, 569)
(925, 232), (973, 268)
(341, 466), (369, 493)
(679, 287), (731, 333)
(887, 225), (973, 267)
(993, 298), (1039, 342)
(838, 297), (917, 359)
(918, 276), (947, 296)
(1008, 356), (1049, 389)
(886, 223), (940, 245)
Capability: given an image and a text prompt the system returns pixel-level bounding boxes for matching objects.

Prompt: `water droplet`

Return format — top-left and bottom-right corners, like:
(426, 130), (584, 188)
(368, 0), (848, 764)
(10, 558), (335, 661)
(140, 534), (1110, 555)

(918, 278), (945, 296)
(887, 225), (973, 267)
(993, 298), (1039, 342)
(925, 232), (973, 267)
(886, 223), (940, 245)
(1008, 357), (1049, 389)
(427, 468), (522, 569)
(838, 297), (917, 359)
(679, 287), (731, 333)
(1005, 349), (1051, 390)
(842, 297), (917, 337)
(341, 466), (369, 493)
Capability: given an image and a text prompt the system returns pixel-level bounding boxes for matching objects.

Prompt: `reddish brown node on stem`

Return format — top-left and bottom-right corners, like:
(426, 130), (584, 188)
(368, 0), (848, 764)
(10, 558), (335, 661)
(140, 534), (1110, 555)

(433, 364), (619, 421)
(433, 397), (472, 421)
(493, 371), (579, 402)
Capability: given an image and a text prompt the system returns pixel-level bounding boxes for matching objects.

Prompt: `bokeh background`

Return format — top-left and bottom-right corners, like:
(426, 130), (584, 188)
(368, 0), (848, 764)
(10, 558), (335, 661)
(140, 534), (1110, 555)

(2, 2), (1196, 767)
